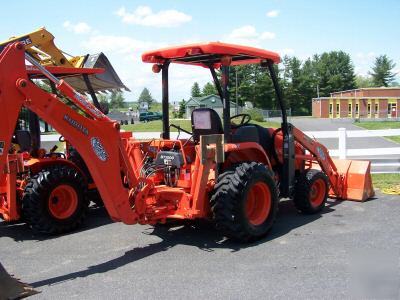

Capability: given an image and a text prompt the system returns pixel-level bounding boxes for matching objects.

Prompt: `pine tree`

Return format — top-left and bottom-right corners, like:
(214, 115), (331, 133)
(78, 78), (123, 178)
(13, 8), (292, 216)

(178, 99), (186, 118)
(138, 87), (154, 105)
(201, 82), (217, 96)
(191, 82), (201, 97)
(369, 55), (397, 87)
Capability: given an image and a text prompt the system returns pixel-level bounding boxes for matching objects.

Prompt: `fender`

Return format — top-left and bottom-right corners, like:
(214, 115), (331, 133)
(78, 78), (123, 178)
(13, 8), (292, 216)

(224, 142), (272, 170)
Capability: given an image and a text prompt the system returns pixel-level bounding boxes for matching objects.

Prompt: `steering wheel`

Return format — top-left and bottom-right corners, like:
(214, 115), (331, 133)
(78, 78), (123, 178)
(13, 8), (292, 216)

(230, 113), (251, 129)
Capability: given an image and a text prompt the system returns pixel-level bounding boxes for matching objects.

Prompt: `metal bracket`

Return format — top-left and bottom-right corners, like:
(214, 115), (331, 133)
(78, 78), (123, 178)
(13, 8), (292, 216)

(200, 134), (224, 165)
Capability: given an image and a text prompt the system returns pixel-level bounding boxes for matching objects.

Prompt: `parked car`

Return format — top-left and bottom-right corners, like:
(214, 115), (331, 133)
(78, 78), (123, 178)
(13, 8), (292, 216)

(139, 111), (163, 122)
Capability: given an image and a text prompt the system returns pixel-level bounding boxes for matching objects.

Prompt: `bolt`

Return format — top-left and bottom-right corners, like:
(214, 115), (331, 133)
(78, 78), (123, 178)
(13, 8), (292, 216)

(19, 80), (27, 88)
(15, 43), (23, 50)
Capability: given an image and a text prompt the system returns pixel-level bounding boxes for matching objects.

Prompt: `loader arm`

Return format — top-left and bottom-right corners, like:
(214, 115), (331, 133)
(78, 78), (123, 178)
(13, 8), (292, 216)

(0, 43), (139, 224)
(292, 127), (343, 197)
(292, 126), (374, 201)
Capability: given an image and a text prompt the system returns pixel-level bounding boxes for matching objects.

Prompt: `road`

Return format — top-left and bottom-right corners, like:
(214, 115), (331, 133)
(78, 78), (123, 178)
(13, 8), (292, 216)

(1, 192), (399, 299)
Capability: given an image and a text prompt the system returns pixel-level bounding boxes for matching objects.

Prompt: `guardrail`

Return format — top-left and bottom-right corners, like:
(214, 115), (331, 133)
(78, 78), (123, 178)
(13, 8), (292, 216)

(305, 128), (400, 159)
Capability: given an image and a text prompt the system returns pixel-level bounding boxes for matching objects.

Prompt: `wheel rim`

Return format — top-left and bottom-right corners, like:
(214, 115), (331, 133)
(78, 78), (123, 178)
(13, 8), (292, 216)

(48, 184), (78, 219)
(245, 182), (271, 226)
(309, 178), (326, 208)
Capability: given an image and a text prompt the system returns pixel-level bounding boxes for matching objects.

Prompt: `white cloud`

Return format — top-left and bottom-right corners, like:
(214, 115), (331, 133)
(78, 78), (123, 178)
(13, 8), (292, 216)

(63, 21), (92, 34)
(266, 10), (279, 18)
(115, 6), (192, 28)
(224, 25), (275, 46)
(81, 35), (157, 57)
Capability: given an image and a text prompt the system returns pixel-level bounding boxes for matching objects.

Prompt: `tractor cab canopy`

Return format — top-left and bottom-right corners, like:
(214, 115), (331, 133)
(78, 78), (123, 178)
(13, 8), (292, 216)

(142, 42), (286, 142)
(142, 42), (281, 68)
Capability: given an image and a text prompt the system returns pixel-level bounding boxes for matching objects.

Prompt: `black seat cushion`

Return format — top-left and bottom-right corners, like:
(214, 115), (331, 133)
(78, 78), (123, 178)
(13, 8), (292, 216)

(232, 125), (273, 155)
(191, 108), (223, 142)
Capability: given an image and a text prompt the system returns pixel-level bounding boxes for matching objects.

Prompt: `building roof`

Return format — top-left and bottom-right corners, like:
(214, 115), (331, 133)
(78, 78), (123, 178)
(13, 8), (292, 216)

(186, 94), (237, 108)
(142, 42), (280, 69)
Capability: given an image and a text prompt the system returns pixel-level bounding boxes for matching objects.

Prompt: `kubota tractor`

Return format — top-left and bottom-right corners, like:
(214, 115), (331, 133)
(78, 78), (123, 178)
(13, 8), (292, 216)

(0, 41), (374, 242)
(0, 29), (128, 234)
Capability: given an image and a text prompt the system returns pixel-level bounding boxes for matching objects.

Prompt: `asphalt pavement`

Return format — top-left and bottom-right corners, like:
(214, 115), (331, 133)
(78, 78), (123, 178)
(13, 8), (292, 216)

(1, 192), (399, 299)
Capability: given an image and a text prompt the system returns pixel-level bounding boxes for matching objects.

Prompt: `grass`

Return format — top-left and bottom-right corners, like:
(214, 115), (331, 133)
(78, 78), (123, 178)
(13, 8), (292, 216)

(356, 121), (400, 130)
(121, 119), (280, 132)
(372, 173), (400, 193)
(356, 120), (400, 144)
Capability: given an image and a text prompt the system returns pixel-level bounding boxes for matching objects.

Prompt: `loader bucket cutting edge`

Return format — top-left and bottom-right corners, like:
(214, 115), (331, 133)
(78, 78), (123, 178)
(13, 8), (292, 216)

(331, 159), (375, 202)
(0, 262), (39, 299)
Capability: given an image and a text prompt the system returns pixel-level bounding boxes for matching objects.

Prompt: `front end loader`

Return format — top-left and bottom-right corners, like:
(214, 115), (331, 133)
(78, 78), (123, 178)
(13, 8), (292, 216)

(0, 41), (374, 244)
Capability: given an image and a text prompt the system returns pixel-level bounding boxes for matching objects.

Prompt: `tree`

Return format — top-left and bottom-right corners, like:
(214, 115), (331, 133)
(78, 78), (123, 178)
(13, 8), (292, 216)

(178, 99), (186, 118)
(191, 82), (201, 97)
(98, 94), (110, 114)
(355, 75), (374, 88)
(369, 55), (397, 87)
(109, 91), (125, 109)
(201, 82), (217, 96)
(138, 87), (154, 106)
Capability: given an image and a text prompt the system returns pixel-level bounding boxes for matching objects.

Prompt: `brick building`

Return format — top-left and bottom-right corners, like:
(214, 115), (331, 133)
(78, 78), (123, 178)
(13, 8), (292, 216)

(312, 87), (400, 119)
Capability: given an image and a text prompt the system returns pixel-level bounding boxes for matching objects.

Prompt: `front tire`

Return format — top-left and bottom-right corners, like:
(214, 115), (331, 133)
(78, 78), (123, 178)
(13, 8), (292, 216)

(211, 162), (278, 242)
(22, 165), (89, 234)
(293, 169), (329, 214)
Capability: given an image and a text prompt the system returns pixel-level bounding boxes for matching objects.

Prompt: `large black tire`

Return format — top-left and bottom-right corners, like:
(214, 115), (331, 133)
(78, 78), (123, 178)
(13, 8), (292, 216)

(293, 169), (329, 214)
(69, 148), (104, 207)
(210, 162), (278, 242)
(22, 165), (89, 234)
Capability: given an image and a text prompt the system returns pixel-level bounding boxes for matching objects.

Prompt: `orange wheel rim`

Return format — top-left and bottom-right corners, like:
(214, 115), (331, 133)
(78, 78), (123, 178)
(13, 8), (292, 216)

(309, 179), (326, 208)
(48, 184), (78, 219)
(245, 182), (271, 226)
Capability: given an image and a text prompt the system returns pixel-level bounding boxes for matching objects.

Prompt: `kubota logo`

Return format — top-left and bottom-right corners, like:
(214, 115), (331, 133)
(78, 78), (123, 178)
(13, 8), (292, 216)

(90, 137), (108, 162)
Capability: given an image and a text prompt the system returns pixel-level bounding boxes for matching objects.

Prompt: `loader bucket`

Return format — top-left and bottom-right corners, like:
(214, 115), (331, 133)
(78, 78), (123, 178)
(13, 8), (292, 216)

(0, 262), (39, 299)
(331, 159), (375, 202)
(64, 52), (130, 93)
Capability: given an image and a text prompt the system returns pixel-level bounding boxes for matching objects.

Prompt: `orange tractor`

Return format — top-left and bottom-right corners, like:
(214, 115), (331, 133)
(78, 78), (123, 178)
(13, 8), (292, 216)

(0, 41), (374, 241)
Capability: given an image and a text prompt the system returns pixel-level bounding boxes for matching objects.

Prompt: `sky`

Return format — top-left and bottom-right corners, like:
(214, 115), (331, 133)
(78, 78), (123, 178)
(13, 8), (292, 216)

(1, 0), (399, 103)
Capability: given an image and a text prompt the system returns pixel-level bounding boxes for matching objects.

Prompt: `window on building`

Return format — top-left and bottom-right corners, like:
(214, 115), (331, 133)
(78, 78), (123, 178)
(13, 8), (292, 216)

(355, 103), (359, 116)
(336, 103), (340, 117)
(375, 103), (379, 116)
(367, 103), (371, 115)
(388, 103), (397, 118)
(329, 103), (333, 115)
(348, 103), (352, 117)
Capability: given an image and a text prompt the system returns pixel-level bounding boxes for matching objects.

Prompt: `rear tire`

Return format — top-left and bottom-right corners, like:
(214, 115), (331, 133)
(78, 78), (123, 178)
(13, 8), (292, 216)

(293, 169), (329, 214)
(210, 162), (278, 242)
(22, 165), (89, 234)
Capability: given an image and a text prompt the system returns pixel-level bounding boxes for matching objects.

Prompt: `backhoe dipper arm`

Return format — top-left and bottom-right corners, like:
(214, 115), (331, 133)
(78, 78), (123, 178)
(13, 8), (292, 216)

(292, 126), (343, 197)
(0, 43), (139, 224)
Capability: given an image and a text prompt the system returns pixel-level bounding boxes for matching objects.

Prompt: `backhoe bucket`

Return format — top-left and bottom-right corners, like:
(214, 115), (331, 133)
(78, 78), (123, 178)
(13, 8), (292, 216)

(0, 262), (39, 299)
(331, 159), (375, 201)
(64, 52), (130, 93)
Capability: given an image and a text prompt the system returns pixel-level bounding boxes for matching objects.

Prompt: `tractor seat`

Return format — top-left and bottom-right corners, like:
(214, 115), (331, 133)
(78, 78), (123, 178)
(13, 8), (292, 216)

(191, 108), (223, 143)
(232, 125), (273, 156)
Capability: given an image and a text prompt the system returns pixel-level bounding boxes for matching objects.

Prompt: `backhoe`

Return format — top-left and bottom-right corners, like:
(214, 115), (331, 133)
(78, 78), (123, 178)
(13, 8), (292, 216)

(0, 28), (128, 233)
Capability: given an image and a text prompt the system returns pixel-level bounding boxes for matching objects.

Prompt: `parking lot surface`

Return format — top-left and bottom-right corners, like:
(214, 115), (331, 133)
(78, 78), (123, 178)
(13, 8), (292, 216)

(1, 192), (399, 299)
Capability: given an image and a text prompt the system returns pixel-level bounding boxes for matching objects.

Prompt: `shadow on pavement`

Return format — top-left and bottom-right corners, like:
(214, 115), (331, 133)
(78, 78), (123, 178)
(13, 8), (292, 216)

(0, 206), (112, 242)
(29, 199), (340, 288)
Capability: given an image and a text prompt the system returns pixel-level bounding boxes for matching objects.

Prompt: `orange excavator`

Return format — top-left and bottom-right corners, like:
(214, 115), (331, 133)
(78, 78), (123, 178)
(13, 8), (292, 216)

(0, 41), (374, 242)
